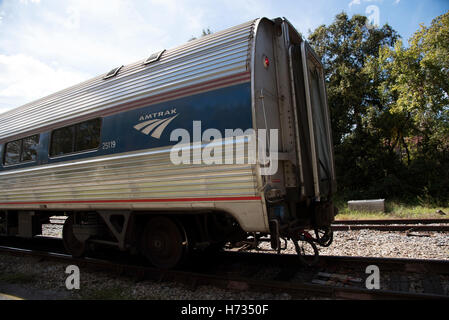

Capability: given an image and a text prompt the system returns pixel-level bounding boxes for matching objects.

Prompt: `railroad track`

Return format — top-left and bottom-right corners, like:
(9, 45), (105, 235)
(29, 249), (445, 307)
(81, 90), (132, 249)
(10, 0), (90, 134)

(0, 237), (448, 300)
(48, 217), (449, 231)
(333, 218), (449, 224)
(332, 218), (449, 232)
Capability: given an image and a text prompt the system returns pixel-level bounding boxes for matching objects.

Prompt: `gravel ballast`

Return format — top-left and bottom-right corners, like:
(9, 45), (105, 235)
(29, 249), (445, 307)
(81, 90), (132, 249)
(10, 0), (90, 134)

(254, 230), (449, 260)
(0, 254), (292, 300)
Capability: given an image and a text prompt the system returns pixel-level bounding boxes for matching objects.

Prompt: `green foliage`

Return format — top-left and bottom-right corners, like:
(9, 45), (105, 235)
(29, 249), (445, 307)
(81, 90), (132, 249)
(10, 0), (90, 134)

(309, 13), (399, 145)
(188, 28), (213, 41)
(336, 200), (449, 220)
(309, 11), (449, 205)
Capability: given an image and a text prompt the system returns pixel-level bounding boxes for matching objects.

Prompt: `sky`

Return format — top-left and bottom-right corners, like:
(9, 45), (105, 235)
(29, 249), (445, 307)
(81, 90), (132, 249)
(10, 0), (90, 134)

(0, 0), (448, 114)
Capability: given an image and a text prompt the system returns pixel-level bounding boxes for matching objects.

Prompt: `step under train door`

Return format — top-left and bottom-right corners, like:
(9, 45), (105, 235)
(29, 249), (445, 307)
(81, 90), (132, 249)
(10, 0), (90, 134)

(289, 41), (336, 201)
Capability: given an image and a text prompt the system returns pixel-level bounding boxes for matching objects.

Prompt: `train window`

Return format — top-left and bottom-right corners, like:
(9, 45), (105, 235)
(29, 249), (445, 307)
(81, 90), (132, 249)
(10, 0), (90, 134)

(3, 134), (40, 166)
(4, 140), (21, 165)
(144, 49), (165, 65)
(21, 135), (40, 162)
(103, 65), (123, 80)
(50, 118), (101, 157)
(50, 126), (74, 156)
(74, 118), (101, 152)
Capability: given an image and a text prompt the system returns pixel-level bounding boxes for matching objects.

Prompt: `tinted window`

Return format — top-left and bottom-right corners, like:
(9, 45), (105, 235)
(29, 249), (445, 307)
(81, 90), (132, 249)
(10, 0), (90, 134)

(50, 118), (101, 157)
(4, 140), (21, 165)
(50, 126), (74, 156)
(3, 134), (40, 166)
(21, 135), (40, 162)
(75, 119), (101, 152)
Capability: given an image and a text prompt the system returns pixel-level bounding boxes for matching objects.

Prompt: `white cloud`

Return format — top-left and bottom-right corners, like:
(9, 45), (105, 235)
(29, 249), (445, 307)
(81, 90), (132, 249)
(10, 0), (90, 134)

(349, 0), (361, 7)
(0, 0), (210, 110)
(349, 0), (386, 7)
(19, 0), (41, 4)
(0, 54), (89, 111)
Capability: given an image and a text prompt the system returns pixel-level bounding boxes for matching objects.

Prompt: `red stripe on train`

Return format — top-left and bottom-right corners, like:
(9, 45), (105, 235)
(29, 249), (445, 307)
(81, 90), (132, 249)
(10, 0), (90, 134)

(0, 196), (262, 205)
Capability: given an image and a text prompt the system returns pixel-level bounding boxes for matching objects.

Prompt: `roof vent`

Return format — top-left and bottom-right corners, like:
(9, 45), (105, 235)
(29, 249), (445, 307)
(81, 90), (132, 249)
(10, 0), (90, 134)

(144, 49), (165, 65)
(103, 65), (123, 80)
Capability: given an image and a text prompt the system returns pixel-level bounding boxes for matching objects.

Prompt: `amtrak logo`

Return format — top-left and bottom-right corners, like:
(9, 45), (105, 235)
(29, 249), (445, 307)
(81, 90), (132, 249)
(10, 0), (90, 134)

(134, 109), (179, 139)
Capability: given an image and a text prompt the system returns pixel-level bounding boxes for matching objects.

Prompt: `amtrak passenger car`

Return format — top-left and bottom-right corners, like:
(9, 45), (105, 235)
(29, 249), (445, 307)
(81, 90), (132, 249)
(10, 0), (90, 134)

(0, 18), (336, 268)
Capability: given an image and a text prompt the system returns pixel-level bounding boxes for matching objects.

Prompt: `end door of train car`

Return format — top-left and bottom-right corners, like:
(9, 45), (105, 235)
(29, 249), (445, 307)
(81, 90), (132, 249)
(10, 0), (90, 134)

(252, 18), (336, 238)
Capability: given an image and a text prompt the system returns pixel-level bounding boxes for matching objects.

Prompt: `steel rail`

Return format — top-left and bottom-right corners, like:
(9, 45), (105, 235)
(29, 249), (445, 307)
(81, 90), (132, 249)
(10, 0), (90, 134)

(331, 225), (449, 231)
(219, 251), (449, 275)
(333, 218), (449, 225)
(331, 218), (449, 231)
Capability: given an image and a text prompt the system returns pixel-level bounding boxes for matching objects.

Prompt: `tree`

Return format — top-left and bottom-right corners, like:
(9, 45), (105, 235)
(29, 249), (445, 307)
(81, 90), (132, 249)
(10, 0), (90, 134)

(377, 12), (449, 147)
(188, 28), (213, 41)
(373, 11), (449, 205)
(308, 13), (401, 200)
(307, 11), (449, 205)
(308, 13), (399, 146)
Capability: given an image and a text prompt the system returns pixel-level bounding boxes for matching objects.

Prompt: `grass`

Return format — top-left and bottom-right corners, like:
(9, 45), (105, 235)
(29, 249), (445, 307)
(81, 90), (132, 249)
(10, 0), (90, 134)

(335, 200), (449, 220)
(0, 272), (38, 284)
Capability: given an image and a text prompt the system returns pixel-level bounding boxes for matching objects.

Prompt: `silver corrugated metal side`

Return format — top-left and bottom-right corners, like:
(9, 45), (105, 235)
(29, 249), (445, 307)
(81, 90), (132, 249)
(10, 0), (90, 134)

(0, 19), (256, 142)
(0, 140), (267, 231)
(0, 143), (256, 202)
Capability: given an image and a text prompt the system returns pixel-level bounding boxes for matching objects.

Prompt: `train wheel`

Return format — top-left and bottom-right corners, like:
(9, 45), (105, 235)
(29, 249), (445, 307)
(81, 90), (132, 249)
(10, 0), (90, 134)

(62, 215), (87, 257)
(141, 217), (188, 269)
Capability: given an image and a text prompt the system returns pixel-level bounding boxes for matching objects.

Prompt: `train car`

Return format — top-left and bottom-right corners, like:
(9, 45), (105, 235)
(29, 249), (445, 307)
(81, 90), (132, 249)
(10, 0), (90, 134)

(0, 17), (336, 268)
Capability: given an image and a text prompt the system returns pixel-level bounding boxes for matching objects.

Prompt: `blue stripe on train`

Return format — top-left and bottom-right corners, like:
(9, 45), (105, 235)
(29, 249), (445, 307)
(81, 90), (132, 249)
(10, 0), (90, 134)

(0, 82), (252, 171)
